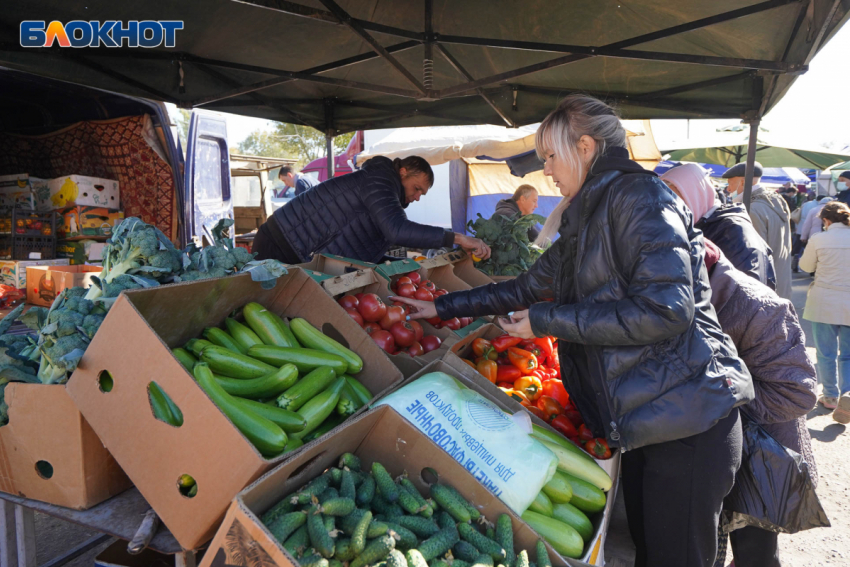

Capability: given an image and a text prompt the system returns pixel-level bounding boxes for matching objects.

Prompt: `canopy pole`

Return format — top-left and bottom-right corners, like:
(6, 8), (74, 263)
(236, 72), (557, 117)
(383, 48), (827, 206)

(326, 134), (335, 178)
(742, 119), (760, 212)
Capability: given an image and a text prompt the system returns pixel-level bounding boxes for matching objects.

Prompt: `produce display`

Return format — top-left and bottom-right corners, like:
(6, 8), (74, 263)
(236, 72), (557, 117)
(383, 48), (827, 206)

(174, 303), (373, 464)
(260, 452), (564, 564)
(466, 214), (546, 277)
(462, 336), (612, 461)
(337, 292), (442, 357)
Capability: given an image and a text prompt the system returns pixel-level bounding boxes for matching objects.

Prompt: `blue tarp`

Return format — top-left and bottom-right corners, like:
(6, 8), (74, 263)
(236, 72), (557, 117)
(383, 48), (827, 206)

(654, 160), (728, 177)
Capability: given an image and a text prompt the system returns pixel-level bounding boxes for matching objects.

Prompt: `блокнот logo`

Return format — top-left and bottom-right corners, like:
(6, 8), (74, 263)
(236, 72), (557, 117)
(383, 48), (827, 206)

(20, 21), (183, 48)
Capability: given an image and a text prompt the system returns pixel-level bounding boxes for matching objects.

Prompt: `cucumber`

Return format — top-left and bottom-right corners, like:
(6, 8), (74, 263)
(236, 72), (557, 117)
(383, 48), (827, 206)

(351, 509), (373, 554)
(430, 484), (470, 524)
(148, 382), (183, 426)
(350, 535), (396, 567)
(307, 507), (335, 558)
(214, 364), (298, 399)
(514, 551), (528, 567)
(267, 510), (308, 543)
(290, 318), (363, 374)
(356, 474), (376, 506)
(291, 474), (332, 505)
(300, 554), (329, 567)
(317, 487), (339, 503)
(393, 515), (439, 538)
(535, 540), (551, 567)
(276, 366), (338, 411)
(248, 345), (348, 377)
(519, 511), (583, 559)
(261, 497), (294, 525)
(291, 377), (346, 440)
(552, 502), (593, 542)
(301, 414), (346, 443)
(418, 525), (460, 561)
(384, 522), (418, 550)
(318, 497), (355, 517)
(472, 554), (495, 567)
(344, 376), (373, 405)
(528, 491), (554, 517)
(559, 472), (606, 514)
(283, 524), (309, 556)
(335, 538), (356, 562)
(439, 484), (480, 521)
(243, 302), (300, 348)
(453, 541), (480, 562)
(368, 520), (390, 538)
(457, 523), (506, 562)
(225, 317), (263, 351)
(537, 438), (612, 492)
(172, 347), (197, 371)
(372, 494), (405, 518)
(398, 477), (432, 518)
(199, 345), (277, 379)
(184, 338), (214, 357)
(437, 512), (455, 530)
(373, 462), (399, 503)
(541, 472), (573, 504)
(203, 327), (247, 354)
(387, 549), (409, 567)
(494, 514), (514, 567)
(234, 398), (306, 433)
(340, 453), (362, 471)
(406, 550), (429, 567)
(194, 363), (287, 457)
(340, 468), (356, 500)
(397, 483), (427, 515)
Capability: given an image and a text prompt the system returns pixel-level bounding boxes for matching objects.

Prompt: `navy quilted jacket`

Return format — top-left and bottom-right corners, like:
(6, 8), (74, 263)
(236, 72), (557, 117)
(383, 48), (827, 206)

(270, 156), (454, 263)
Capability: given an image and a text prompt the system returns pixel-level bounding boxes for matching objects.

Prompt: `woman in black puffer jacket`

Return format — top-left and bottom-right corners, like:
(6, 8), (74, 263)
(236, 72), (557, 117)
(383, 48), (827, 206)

(252, 155), (490, 264)
(395, 95), (754, 567)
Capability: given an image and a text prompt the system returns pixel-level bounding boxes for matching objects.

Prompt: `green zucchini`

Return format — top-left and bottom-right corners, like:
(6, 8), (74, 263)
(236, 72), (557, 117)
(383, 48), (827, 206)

(199, 345), (277, 379)
(234, 398), (306, 433)
(172, 347), (197, 371)
(541, 472), (573, 504)
(301, 414), (347, 443)
(344, 376), (373, 405)
(336, 381), (362, 417)
(519, 511), (583, 559)
(283, 437), (304, 453)
(243, 302), (299, 348)
(247, 345), (348, 376)
(148, 382), (183, 427)
(194, 363), (287, 457)
(530, 425), (595, 462)
(268, 311), (301, 347)
(291, 377), (346, 439)
(276, 366), (337, 411)
(528, 491), (554, 517)
(203, 327), (247, 354)
(559, 471), (606, 514)
(552, 502), (593, 542)
(537, 438), (612, 492)
(214, 364), (298, 399)
(225, 317), (263, 351)
(290, 318), (363, 374)
(184, 338), (214, 357)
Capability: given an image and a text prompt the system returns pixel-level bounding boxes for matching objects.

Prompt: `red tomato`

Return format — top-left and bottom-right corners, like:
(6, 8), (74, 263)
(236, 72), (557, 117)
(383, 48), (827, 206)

(420, 280), (437, 292)
(390, 321), (417, 348)
(357, 294), (387, 322)
(338, 295), (359, 310)
(460, 317), (473, 328)
(362, 322), (381, 335)
(396, 276), (413, 287)
(407, 272), (421, 286)
(433, 289), (448, 297)
(405, 342), (425, 357)
(354, 293), (365, 301)
(420, 334), (442, 353)
(379, 305), (406, 331)
(345, 308), (364, 327)
(425, 316), (442, 326)
(443, 317), (461, 331)
(392, 301), (411, 316)
(408, 320), (424, 342)
(414, 287), (434, 302)
(371, 330), (396, 354)
(397, 283), (417, 298)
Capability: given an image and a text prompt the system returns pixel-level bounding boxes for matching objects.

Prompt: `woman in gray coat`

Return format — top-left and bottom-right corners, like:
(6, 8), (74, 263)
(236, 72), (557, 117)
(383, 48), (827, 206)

(705, 239), (817, 567)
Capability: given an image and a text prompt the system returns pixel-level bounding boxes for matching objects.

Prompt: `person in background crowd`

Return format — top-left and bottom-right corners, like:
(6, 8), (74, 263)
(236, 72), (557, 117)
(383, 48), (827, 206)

(661, 163), (776, 289)
(492, 184), (541, 241)
(278, 165), (319, 197)
(836, 171), (850, 205)
(724, 162), (793, 299)
(799, 201), (850, 420)
(253, 156), (491, 264)
(800, 196), (834, 244)
(395, 94), (753, 567)
(704, 239), (817, 567)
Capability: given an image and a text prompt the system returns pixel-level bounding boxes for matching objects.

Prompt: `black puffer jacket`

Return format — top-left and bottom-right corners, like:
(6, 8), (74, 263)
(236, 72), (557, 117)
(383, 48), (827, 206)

(436, 153), (754, 451)
(696, 204), (776, 290)
(270, 156), (454, 263)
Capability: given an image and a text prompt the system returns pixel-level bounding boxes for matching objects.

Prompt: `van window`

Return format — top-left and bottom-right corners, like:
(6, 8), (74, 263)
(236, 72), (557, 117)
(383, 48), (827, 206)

(193, 138), (224, 202)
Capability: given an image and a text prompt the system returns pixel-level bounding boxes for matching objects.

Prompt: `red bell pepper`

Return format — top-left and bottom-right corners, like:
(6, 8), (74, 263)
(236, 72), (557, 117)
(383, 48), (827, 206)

(514, 374), (543, 402)
(507, 347), (538, 375)
(585, 438), (612, 459)
(578, 423), (594, 442)
(564, 409), (584, 428)
(521, 402), (547, 422)
(531, 337), (554, 358)
(536, 396), (565, 422)
(492, 335), (523, 353)
(551, 415), (578, 438)
(540, 379), (570, 408)
(476, 359), (498, 384)
(472, 338), (497, 360)
(520, 340), (544, 359)
(496, 365), (522, 383)
(496, 381), (515, 389)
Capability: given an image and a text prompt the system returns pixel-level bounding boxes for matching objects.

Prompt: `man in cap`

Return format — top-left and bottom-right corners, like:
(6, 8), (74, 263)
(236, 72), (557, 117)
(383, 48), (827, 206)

(723, 161), (793, 299)
(836, 171), (850, 205)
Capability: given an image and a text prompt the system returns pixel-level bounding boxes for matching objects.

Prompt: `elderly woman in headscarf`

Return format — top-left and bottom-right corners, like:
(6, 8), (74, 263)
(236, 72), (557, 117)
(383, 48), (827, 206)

(661, 163), (777, 290)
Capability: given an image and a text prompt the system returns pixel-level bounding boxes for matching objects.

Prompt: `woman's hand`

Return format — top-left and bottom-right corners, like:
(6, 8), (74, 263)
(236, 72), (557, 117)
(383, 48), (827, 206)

(389, 296), (438, 320)
(499, 310), (536, 339)
(455, 234), (492, 260)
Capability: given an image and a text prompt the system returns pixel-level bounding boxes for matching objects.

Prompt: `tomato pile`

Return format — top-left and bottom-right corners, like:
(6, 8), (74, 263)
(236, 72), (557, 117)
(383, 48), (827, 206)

(464, 335), (612, 460)
(389, 272), (475, 331)
(337, 292), (442, 357)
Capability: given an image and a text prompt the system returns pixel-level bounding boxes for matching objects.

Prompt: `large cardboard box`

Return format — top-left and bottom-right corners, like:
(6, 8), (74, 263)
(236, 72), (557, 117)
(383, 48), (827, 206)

(0, 384), (131, 509)
(199, 405), (592, 567)
(0, 174), (46, 209)
(38, 175), (120, 211)
(295, 254), (375, 285)
(421, 250), (497, 288)
(0, 258), (70, 289)
(56, 239), (106, 265)
(59, 206), (124, 238)
(66, 269), (404, 549)
(25, 264), (102, 306)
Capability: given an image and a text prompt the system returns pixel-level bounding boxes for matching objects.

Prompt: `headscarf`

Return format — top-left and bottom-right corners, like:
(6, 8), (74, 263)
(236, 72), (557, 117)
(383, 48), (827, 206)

(660, 163), (718, 222)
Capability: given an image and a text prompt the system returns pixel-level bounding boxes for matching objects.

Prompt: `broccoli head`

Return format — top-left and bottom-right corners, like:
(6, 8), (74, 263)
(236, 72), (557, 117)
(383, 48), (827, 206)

(82, 314), (105, 339)
(39, 334), (88, 384)
(102, 274), (144, 298)
(56, 310), (85, 337)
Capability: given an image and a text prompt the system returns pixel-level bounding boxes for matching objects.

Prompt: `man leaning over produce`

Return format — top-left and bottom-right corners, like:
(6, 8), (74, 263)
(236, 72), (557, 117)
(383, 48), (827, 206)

(492, 184), (541, 242)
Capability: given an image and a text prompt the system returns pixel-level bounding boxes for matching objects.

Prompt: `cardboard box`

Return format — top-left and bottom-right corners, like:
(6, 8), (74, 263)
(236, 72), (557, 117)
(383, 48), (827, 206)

(0, 259), (70, 289)
(38, 175), (120, 211)
(25, 264), (102, 307)
(0, 384), (132, 509)
(423, 250), (497, 288)
(57, 240), (106, 265)
(294, 254), (377, 286)
(0, 174), (46, 209)
(66, 269), (404, 549)
(59, 206), (124, 238)
(198, 405), (592, 567)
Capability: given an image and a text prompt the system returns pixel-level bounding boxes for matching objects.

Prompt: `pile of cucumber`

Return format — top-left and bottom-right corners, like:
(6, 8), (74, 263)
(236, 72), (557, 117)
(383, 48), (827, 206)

(170, 302), (373, 458)
(262, 453), (556, 567)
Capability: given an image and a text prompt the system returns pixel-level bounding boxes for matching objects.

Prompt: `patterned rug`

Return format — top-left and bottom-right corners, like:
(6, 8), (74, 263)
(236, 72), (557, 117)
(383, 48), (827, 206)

(0, 115), (178, 242)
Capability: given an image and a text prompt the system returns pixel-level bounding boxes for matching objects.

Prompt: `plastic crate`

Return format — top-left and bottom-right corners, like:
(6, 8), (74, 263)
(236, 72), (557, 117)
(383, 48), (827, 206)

(11, 209), (57, 237)
(13, 235), (56, 260)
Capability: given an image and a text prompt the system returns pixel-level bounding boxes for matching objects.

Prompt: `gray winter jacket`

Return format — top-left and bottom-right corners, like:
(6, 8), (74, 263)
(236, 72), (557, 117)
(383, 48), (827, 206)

(709, 253), (818, 485)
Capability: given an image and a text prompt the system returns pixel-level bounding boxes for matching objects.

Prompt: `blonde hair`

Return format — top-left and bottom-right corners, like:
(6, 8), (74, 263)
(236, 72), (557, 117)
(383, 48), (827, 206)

(534, 95), (627, 246)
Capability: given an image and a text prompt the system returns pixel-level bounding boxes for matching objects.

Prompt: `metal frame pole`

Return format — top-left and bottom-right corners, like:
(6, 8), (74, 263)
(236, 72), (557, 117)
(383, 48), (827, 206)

(742, 119), (760, 211)
(326, 134), (335, 178)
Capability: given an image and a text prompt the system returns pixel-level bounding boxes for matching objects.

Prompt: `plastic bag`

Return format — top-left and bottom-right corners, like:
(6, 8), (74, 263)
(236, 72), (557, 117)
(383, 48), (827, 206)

(722, 414), (830, 534)
(376, 372), (558, 514)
